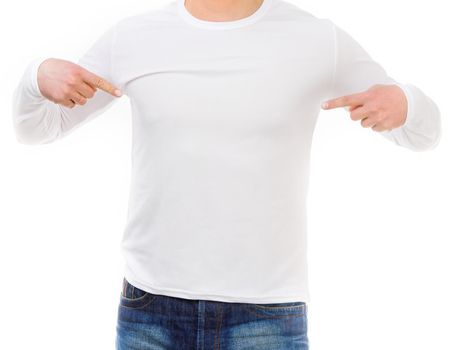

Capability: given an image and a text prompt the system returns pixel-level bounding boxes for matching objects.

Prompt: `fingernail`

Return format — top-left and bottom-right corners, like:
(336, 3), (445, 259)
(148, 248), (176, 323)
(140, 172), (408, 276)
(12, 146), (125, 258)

(114, 89), (122, 97)
(321, 102), (328, 109)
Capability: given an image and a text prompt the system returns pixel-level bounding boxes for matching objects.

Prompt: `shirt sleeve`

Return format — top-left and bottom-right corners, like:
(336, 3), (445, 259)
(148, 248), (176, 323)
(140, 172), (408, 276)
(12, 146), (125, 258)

(11, 23), (121, 145)
(327, 20), (442, 152)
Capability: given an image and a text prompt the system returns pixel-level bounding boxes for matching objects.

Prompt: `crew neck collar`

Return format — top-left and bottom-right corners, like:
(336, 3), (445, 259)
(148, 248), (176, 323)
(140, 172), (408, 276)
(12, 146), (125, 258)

(177, 0), (273, 30)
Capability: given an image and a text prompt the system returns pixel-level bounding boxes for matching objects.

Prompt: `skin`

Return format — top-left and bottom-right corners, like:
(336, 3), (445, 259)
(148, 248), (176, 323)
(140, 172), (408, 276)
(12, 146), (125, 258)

(184, 0), (264, 21)
(37, 57), (122, 108)
(321, 84), (408, 132)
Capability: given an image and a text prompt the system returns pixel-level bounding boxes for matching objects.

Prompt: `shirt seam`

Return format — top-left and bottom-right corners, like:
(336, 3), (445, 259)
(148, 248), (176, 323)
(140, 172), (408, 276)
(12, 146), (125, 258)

(110, 22), (118, 87)
(331, 20), (338, 95)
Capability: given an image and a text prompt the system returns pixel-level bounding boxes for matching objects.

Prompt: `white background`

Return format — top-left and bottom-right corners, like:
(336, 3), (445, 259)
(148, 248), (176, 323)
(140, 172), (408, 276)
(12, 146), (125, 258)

(1, 0), (449, 349)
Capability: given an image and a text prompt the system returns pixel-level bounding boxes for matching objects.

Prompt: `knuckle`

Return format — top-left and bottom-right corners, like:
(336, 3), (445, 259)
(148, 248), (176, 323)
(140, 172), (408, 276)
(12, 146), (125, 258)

(68, 80), (77, 88)
(367, 104), (378, 113)
(61, 86), (71, 97)
(73, 66), (84, 76)
(66, 75), (78, 86)
(363, 91), (373, 99)
(375, 110), (384, 119)
(95, 77), (104, 87)
(363, 89), (376, 98)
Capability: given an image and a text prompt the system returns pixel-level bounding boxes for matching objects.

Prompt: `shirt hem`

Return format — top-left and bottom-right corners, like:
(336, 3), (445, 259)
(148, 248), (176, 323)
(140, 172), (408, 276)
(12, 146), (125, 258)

(123, 270), (310, 304)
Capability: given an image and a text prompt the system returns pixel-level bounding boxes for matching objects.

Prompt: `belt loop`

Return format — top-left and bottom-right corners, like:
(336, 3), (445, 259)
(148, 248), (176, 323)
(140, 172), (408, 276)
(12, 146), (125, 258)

(122, 277), (127, 297)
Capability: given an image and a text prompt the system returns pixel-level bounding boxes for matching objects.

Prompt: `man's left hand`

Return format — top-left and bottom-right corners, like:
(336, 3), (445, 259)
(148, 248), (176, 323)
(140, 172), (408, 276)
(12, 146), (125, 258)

(321, 84), (408, 132)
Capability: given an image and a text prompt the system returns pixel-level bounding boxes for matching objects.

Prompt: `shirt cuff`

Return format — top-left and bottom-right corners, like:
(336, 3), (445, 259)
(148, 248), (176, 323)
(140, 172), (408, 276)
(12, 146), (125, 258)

(27, 56), (49, 99)
(392, 82), (416, 130)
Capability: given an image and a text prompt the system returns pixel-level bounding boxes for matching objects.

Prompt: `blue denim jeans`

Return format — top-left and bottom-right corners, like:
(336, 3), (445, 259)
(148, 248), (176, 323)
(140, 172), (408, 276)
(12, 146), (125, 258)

(116, 277), (309, 349)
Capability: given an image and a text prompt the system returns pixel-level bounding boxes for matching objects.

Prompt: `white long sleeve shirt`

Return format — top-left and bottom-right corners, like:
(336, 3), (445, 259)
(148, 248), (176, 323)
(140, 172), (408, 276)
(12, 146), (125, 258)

(12, 0), (441, 303)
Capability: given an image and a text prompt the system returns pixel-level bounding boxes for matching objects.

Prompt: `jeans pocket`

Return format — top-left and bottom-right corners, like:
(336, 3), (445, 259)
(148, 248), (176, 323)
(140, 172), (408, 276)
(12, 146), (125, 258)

(244, 301), (307, 318)
(119, 277), (156, 309)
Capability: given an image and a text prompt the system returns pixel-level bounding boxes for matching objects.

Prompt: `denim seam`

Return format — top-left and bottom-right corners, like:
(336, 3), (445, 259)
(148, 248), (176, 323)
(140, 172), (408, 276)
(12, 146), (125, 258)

(214, 303), (224, 350)
(119, 295), (157, 309)
(252, 303), (305, 310)
(244, 305), (305, 318)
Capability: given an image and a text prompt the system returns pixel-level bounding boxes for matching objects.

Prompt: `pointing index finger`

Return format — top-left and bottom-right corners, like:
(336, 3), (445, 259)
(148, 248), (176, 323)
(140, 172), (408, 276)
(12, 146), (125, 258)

(321, 92), (365, 110)
(83, 70), (122, 97)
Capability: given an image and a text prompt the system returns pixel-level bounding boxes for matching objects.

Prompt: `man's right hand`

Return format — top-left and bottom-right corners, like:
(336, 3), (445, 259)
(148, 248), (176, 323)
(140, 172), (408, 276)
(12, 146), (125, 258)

(36, 58), (122, 108)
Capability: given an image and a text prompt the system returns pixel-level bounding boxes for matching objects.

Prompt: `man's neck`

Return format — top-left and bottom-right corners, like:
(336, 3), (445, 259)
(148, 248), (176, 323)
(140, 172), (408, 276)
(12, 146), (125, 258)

(183, 0), (265, 22)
